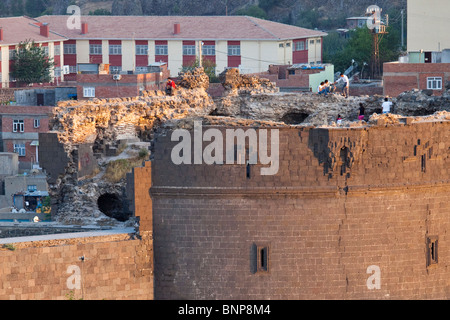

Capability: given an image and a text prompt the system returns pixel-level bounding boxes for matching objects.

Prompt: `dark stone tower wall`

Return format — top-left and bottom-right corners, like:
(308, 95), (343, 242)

(147, 120), (450, 299)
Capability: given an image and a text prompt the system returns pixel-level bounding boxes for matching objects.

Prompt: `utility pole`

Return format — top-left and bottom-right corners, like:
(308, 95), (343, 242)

(401, 9), (404, 49)
(198, 41), (203, 68)
(366, 5), (387, 79)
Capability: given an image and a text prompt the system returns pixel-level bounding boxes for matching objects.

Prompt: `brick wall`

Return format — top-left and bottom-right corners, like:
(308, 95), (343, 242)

(0, 89), (24, 103)
(207, 83), (225, 98)
(252, 66), (322, 90)
(349, 85), (384, 96)
(148, 120), (450, 299)
(0, 232), (153, 300)
(77, 73), (169, 99)
(383, 62), (450, 97)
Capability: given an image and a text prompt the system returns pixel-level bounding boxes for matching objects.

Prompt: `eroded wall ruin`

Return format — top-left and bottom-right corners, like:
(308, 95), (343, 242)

(40, 67), (450, 227)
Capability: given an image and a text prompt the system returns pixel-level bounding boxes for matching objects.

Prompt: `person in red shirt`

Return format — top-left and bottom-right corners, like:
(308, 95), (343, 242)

(165, 79), (176, 96)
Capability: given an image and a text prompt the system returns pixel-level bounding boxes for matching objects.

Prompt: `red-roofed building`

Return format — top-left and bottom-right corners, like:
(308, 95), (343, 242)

(0, 16), (67, 88)
(36, 15), (327, 80)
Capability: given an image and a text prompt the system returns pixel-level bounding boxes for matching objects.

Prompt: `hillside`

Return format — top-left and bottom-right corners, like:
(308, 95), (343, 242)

(2, 0), (406, 30)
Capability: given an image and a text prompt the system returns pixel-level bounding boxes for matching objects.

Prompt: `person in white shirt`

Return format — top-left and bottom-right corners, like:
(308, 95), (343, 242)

(334, 73), (349, 98)
(382, 97), (393, 114)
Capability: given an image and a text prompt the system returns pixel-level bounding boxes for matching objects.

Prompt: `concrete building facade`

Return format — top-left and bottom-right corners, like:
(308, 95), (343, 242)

(407, 0), (450, 54)
(383, 0), (450, 96)
(76, 63), (170, 99)
(36, 15), (326, 79)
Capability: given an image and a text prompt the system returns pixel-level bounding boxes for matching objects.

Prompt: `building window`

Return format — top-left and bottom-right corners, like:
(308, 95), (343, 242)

(42, 46), (49, 56)
(228, 45), (240, 56)
(310, 39), (315, 44)
(427, 77), (442, 90)
(69, 65), (77, 74)
(13, 144), (25, 156)
(258, 246), (269, 272)
(316, 39), (321, 44)
(155, 45), (168, 55)
(286, 42), (291, 47)
(109, 44), (122, 55)
(295, 41), (304, 51)
(9, 49), (16, 60)
(251, 243), (269, 274)
(13, 120), (24, 133)
(183, 45), (196, 55)
(110, 66), (122, 74)
(135, 66), (148, 73)
(54, 67), (61, 77)
(34, 119), (40, 128)
(305, 40), (308, 50)
(426, 236), (438, 267)
(89, 44), (102, 55)
(83, 87), (95, 98)
(136, 45), (148, 55)
(64, 44), (76, 54)
(202, 45), (215, 56)
(279, 43), (284, 48)
(27, 185), (37, 192)
(54, 44), (60, 56)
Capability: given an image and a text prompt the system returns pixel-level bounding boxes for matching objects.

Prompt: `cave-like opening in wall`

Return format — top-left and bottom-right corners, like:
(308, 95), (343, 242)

(97, 193), (129, 222)
(280, 112), (309, 124)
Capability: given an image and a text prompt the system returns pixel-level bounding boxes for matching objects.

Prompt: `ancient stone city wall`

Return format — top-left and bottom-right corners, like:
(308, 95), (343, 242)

(0, 161), (154, 300)
(0, 230), (153, 300)
(148, 119), (450, 299)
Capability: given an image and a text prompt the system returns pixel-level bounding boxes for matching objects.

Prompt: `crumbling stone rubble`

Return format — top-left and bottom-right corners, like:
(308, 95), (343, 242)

(219, 68), (279, 95)
(47, 71), (215, 225)
(177, 67), (210, 90)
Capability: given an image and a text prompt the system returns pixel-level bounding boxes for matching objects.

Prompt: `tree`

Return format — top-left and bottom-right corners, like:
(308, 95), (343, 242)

(181, 57), (219, 83)
(11, 40), (55, 86)
(324, 26), (401, 79)
(235, 5), (267, 19)
(25, 0), (47, 17)
(89, 9), (112, 15)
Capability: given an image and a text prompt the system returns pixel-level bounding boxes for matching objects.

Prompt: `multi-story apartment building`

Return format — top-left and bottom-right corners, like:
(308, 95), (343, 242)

(0, 106), (53, 170)
(36, 15), (326, 79)
(0, 16), (67, 88)
(407, 0), (450, 60)
(384, 0), (450, 96)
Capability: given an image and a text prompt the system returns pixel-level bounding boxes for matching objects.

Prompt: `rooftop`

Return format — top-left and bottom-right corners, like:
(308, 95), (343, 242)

(0, 16), (66, 46)
(36, 15), (327, 41)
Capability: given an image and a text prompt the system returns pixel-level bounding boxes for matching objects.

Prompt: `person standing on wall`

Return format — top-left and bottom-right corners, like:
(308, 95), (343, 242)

(382, 97), (393, 114)
(334, 73), (349, 98)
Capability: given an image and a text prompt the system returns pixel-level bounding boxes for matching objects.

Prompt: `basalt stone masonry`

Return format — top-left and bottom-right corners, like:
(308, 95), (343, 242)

(147, 117), (450, 299)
